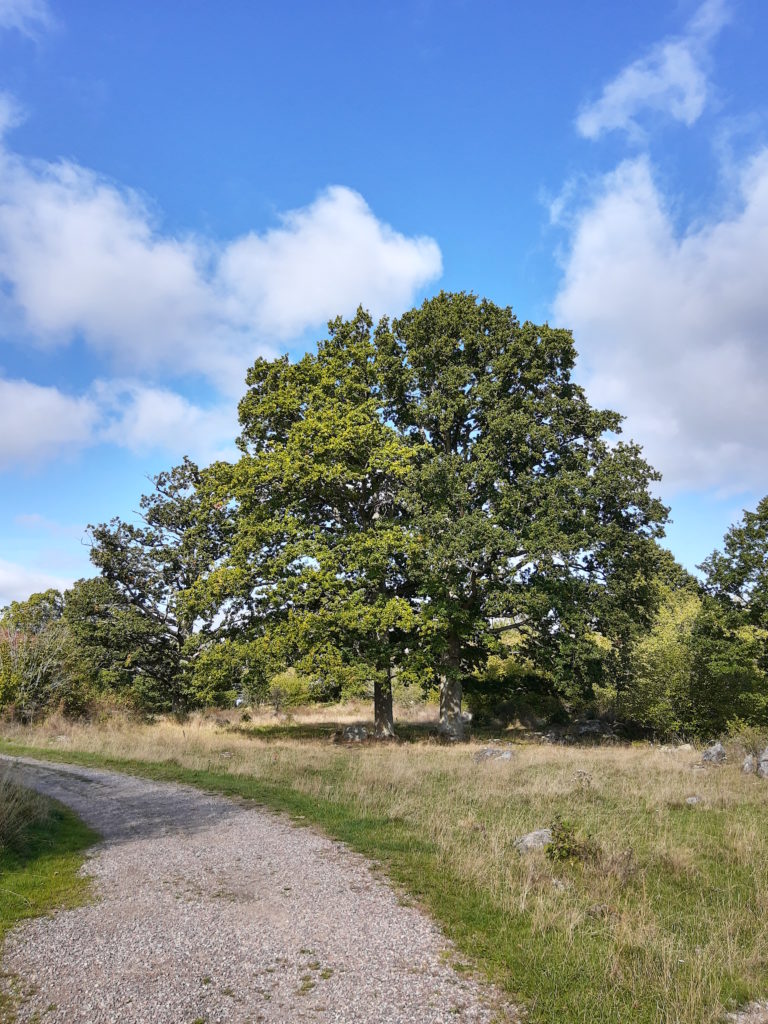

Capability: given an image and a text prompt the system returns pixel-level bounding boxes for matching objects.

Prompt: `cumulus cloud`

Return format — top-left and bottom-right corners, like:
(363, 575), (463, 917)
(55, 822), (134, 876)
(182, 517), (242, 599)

(219, 187), (443, 338)
(0, 0), (51, 37)
(576, 0), (730, 140)
(0, 376), (238, 469)
(0, 377), (99, 467)
(95, 381), (239, 463)
(0, 558), (72, 607)
(553, 152), (768, 494)
(0, 121), (442, 391)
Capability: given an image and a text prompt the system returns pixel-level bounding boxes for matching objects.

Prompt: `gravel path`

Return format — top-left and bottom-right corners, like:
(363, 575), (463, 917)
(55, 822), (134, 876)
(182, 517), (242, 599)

(0, 755), (515, 1024)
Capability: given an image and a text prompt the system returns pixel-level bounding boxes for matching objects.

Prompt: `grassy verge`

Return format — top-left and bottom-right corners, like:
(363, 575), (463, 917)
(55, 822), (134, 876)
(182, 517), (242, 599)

(1, 717), (767, 1024)
(0, 779), (97, 1021)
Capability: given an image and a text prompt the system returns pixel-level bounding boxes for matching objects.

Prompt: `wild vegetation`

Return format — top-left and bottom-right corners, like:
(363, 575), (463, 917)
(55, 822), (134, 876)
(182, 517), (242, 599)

(2, 292), (767, 741)
(2, 712), (767, 1024)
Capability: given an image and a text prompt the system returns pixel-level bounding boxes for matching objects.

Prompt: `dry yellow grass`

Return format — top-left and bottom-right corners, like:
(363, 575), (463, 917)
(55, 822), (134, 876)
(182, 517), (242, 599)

(2, 708), (768, 1023)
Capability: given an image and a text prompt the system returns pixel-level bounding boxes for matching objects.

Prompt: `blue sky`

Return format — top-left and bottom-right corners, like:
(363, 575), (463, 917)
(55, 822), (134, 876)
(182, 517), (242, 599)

(1, 0), (767, 604)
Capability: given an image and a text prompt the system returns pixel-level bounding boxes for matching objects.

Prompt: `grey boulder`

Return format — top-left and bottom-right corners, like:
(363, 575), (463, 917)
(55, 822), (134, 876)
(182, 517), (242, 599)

(702, 741), (727, 764)
(514, 828), (553, 854)
(473, 746), (515, 763)
(342, 725), (368, 742)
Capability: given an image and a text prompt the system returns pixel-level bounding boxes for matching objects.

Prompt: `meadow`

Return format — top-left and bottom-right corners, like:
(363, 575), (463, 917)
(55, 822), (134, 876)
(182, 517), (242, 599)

(1, 706), (767, 1024)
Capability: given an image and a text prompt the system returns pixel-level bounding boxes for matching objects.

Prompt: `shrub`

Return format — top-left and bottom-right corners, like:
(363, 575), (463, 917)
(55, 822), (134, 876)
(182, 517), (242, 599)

(464, 653), (565, 727)
(266, 669), (314, 712)
(546, 816), (599, 865)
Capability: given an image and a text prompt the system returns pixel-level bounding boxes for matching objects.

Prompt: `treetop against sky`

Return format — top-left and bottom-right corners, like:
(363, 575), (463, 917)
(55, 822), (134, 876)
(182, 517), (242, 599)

(0, 0), (767, 604)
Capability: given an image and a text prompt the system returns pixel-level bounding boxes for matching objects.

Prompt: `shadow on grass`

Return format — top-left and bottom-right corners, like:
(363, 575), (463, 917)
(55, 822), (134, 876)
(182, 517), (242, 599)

(227, 719), (447, 743)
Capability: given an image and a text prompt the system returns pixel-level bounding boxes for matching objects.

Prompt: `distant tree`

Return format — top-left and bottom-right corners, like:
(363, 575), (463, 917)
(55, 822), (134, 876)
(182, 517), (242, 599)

(84, 458), (233, 711)
(0, 590), (68, 718)
(701, 495), (768, 641)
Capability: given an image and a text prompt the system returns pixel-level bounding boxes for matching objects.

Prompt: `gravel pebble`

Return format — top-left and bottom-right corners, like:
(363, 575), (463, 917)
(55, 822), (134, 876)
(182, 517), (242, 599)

(0, 756), (516, 1024)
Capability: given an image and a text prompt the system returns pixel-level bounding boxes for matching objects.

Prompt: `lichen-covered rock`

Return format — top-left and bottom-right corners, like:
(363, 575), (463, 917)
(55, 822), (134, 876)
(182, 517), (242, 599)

(702, 741), (727, 764)
(342, 725), (368, 742)
(757, 747), (768, 778)
(514, 828), (552, 854)
(743, 754), (756, 775)
(473, 746), (515, 763)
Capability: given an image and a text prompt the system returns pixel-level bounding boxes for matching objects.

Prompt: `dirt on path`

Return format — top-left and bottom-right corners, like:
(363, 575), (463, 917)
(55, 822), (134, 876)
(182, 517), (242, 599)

(0, 755), (515, 1024)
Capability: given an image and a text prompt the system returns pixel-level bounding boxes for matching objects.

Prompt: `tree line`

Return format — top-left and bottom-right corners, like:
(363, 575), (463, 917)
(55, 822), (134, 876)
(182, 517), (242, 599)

(2, 292), (766, 739)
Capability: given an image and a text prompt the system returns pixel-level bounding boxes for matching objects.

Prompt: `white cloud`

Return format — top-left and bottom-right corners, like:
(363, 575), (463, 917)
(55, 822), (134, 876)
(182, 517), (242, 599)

(0, 377), (99, 468)
(0, 376), (239, 468)
(0, 121), (442, 391)
(0, 558), (71, 607)
(0, 0), (51, 37)
(553, 151), (768, 494)
(95, 381), (238, 464)
(576, 0), (730, 140)
(0, 93), (23, 135)
(219, 187), (443, 338)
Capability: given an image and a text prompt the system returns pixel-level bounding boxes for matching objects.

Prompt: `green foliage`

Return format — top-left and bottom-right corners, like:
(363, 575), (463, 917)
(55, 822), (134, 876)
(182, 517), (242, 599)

(83, 458), (232, 712)
(620, 578), (768, 739)
(266, 668), (315, 712)
(464, 652), (565, 727)
(687, 602), (768, 735)
(619, 586), (702, 736)
(702, 494), (768, 672)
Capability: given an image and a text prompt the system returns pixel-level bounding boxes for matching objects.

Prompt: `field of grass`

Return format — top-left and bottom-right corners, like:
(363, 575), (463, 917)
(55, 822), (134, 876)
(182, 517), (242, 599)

(1, 706), (767, 1024)
(0, 774), (97, 1021)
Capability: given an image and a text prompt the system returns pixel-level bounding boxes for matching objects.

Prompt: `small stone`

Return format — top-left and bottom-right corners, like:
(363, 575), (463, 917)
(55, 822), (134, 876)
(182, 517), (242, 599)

(514, 828), (552, 854)
(685, 796), (700, 806)
(743, 754), (756, 775)
(341, 724), (368, 742)
(472, 746), (515, 763)
(701, 741), (727, 764)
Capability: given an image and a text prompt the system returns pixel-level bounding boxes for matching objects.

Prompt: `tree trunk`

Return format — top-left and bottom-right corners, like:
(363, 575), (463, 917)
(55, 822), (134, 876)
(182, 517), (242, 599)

(438, 635), (466, 740)
(438, 673), (465, 740)
(374, 667), (395, 739)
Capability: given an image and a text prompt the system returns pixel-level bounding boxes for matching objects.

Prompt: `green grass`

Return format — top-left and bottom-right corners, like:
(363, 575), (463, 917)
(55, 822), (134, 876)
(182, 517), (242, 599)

(0, 786), (97, 1022)
(1, 732), (766, 1024)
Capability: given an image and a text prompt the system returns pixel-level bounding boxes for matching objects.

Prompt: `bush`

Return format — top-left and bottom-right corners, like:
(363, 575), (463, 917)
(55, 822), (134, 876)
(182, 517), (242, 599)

(620, 589), (768, 739)
(546, 816), (599, 865)
(266, 668), (314, 712)
(464, 654), (566, 727)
